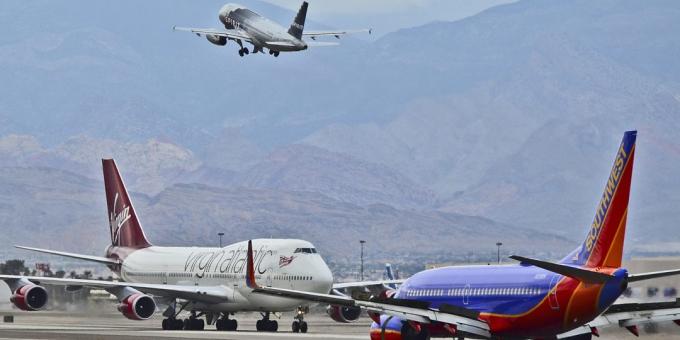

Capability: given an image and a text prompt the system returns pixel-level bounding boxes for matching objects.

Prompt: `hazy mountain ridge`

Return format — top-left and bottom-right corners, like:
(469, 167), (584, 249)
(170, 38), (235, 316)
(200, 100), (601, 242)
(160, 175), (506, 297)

(0, 167), (573, 263)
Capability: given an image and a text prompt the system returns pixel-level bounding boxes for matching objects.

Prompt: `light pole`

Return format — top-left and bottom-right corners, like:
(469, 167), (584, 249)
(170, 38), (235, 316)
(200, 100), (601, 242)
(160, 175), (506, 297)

(360, 240), (366, 281)
(218, 232), (225, 248)
(496, 242), (503, 264)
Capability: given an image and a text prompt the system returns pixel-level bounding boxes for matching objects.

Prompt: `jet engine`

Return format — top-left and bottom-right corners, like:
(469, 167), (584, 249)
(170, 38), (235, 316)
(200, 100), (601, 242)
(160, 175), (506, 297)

(327, 305), (362, 323)
(206, 34), (227, 46)
(117, 292), (156, 320)
(10, 284), (48, 311)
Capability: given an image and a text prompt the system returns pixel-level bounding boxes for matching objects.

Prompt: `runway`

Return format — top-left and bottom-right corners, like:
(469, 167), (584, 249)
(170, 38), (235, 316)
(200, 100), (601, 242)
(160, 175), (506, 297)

(0, 311), (367, 340)
(1, 310), (679, 339)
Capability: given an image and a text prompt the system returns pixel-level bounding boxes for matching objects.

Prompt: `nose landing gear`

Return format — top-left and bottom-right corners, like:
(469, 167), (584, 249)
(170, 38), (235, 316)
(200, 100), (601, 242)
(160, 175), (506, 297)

(292, 306), (309, 333)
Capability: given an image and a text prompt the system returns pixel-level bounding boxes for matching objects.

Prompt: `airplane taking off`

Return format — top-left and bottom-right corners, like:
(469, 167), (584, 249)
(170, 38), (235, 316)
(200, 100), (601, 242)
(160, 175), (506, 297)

(173, 2), (370, 57)
(0, 159), (397, 332)
(245, 131), (680, 339)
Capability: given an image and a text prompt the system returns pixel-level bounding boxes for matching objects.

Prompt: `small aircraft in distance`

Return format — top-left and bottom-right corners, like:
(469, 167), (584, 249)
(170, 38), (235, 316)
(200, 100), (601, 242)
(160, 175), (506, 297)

(174, 1), (371, 57)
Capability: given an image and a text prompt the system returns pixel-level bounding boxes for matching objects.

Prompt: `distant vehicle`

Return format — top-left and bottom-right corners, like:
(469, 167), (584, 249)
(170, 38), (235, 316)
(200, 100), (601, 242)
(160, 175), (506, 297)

(245, 131), (680, 339)
(0, 159), (395, 333)
(173, 1), (370, 57)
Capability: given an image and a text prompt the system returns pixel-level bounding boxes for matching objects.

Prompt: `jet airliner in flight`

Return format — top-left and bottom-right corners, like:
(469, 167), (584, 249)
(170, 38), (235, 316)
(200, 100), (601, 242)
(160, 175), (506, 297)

(173, 2), (370, 57)
(245, 131), (680, 339)
(0, 159), (397, 333)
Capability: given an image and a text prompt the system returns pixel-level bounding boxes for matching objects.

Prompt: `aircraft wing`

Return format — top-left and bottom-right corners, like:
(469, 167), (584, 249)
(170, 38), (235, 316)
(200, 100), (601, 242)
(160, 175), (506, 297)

(244, 240), (489, 338)
(0, 275), (230, 304)
(303, 29), (372, 39)
(333, 279), (405, 290)
(15, 245), (119, 265)
(173, 26), (252, 42)
(557, 299), (680, 338)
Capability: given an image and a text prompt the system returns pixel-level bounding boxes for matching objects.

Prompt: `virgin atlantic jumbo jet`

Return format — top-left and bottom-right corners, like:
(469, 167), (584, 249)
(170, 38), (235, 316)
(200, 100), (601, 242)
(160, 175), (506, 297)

(0, 159), (397, 332)
(246, 131), (680, 339)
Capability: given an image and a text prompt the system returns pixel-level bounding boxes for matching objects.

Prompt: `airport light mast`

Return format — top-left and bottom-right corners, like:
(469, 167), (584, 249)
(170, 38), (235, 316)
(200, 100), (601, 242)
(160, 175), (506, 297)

(218, 232), (225, 248)
(360, 240), (366, 281)
(496, 242), (503, 264)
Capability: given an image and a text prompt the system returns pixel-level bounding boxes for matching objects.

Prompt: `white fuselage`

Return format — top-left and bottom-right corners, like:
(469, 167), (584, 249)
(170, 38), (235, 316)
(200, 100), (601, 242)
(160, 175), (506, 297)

(118, 239), (333, 312)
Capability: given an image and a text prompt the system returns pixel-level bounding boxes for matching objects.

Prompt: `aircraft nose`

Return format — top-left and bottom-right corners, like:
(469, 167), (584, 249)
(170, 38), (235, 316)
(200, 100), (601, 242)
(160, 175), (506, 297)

(316, 259), (334, 292)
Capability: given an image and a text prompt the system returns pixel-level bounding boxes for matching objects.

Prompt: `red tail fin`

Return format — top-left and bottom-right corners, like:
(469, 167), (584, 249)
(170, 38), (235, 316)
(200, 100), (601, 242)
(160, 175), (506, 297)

(564, 131), (636, 268)
(102, 159), (151, 249)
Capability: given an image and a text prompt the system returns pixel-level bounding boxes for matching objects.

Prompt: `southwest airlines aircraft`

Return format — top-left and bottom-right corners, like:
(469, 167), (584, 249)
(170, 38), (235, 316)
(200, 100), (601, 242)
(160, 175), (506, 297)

(173, 2), (370, 57)
(0, 159), (395, 332)
(246, 131), (680, 339)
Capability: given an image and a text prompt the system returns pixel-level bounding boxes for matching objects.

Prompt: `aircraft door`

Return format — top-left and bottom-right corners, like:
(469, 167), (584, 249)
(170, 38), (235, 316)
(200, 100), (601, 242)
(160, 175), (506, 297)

(265, 264), (273, 287)
(548, 274), (560, 310)
(463, 284), (471, 305)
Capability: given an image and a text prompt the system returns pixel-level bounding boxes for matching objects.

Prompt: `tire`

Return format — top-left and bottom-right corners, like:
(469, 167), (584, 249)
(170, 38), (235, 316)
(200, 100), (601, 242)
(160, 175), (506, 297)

(215, 319), (224, 331)
(174, 319), (183, 330)
(300, 321), (308, 333)
(292, 320), (300, 333)
(162, 318), (168, 330)
(194, 319), (205, 330)
(269, 320), (278, 332)
(230, 319), (238, 331)
(256, 320), (262, 331)
(183, 319), (192, 330)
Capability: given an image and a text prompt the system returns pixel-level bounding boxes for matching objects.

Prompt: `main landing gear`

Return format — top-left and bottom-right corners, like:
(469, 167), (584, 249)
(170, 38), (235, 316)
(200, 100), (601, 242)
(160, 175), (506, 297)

(268, 49), (280, 57)
(215, 313), (238, 331)
(238, 47), (249, 57)
(292, 306), (309, 333)
(161, 301), (204, 331)
(256, 312), (279, 332)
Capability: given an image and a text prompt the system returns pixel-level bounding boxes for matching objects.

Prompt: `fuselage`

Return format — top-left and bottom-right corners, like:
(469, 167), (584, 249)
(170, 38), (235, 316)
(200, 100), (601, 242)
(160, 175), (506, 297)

(375, 264), (628, 338)
(107, 239), (333, 313)
(218, 4), (307, 52)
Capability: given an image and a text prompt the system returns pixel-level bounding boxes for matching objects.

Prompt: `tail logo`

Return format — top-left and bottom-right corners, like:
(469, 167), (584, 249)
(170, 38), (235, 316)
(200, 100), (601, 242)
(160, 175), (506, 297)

(291, 23), (304, 30)
(110, 193), (131, 246)
(584, 144), (629, 252)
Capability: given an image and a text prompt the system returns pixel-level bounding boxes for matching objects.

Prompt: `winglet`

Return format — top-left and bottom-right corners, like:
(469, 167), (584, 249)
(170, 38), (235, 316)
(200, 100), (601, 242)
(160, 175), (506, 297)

(246, 240), (259, 289)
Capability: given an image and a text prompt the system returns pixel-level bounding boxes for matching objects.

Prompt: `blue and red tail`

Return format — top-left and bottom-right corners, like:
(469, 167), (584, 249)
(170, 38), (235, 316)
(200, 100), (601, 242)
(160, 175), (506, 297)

(562, 131), (637, 268)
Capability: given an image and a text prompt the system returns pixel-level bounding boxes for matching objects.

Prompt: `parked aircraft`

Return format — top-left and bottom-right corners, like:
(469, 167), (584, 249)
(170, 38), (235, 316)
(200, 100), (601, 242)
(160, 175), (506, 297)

(245, 131), (680, 339)
(0, 159), (396, 332)
(173, 1), (370, 57)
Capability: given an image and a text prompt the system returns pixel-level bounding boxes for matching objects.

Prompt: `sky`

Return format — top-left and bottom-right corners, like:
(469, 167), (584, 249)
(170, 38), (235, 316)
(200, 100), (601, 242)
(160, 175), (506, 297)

(261, 0), (517, 37)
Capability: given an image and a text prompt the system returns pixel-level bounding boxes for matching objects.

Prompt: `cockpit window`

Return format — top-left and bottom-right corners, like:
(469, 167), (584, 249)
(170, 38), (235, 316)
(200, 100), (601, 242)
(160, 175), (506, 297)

(294, 248), (317, 254)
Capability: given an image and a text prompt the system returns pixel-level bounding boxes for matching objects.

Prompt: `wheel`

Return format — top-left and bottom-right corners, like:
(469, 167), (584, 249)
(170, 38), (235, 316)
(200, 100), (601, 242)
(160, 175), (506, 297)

(269, 320), (278, 332)
(300, 321), (308, 333)
(274, 51), (280, 57)
(292, 320), (300, 333)
(194, 318), (205, 330)
(174, 319), (183, 330)
(256, 320), (262, 331)
(162, 318), (168, 330)
(183, 318), (192, 330)
(244, 47), (249, 55)
(238, 50), (244, 57)
(229, 319), (238, 331)
(215, 319), (224, 331)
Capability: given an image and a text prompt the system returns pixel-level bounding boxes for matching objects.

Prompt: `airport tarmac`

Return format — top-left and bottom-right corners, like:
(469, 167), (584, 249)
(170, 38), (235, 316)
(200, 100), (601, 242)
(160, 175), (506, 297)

(1, 310), (680, 339)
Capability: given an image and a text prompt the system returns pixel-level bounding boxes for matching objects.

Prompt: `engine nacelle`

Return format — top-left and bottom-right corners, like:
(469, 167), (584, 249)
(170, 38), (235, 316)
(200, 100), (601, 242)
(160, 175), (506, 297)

(206, 34), (227, 46)
(117, 293), (156, 320)
(327, 305), (362, 323)
(10, 284), (48, 311)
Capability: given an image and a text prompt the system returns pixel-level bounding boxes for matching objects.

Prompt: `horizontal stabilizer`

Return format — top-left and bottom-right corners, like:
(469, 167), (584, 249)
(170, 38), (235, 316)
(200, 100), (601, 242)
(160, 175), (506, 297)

(510, 255), (614, 283)
(15, 246), (119, 265)
(628, 269), (680, 282)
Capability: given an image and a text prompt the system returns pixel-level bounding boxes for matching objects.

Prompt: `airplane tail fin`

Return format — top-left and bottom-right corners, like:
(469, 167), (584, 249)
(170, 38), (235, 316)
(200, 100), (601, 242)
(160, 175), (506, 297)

(562, 131), (637, 268)
(102, 159), (151, 249)
(288, 1), (308, 39)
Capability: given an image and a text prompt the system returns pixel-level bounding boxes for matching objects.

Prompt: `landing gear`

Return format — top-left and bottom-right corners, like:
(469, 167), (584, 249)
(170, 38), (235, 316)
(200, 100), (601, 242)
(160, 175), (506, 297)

(183, 311), (205, 330)
(256, 312), (278, 332)
(215, 313), (238, 331)
(161, 317), (184, 330)
(238, 47), (249, 57)
(292, 306), (309, 333)
(269, 49), (280, 57)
